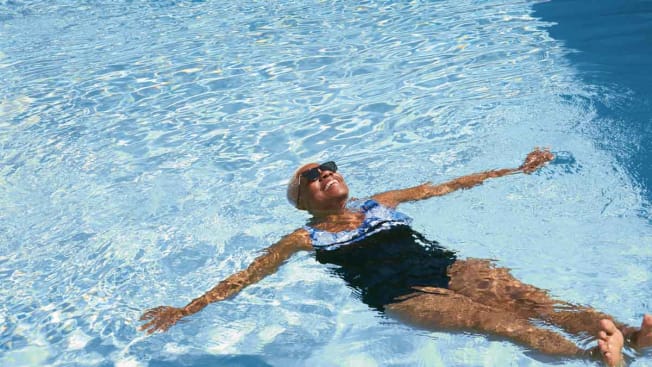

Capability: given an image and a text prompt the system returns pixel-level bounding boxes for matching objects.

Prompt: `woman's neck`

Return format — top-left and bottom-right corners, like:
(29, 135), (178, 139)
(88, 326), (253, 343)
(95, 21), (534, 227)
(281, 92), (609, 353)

(308, 206), (366, 231)
(309, 207), (349, 222)
(306, 197), (349, 219)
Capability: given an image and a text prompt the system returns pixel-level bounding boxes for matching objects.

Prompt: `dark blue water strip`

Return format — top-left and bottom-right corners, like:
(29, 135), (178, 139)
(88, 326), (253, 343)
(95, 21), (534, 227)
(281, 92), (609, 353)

(533, 0), (652, 204)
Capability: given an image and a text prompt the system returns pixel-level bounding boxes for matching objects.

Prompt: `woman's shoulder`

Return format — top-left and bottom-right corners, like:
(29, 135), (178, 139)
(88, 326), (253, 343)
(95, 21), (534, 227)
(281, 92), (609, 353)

(276, 228), (313, 251)
(289, 227), (311, 239)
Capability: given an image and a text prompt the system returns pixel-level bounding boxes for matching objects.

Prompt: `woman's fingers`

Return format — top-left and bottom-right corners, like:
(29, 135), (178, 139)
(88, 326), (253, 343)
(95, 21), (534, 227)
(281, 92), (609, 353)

(140, 306), (165, 320)
(521, 148), (554, 173)
(139, 306), (180, 334)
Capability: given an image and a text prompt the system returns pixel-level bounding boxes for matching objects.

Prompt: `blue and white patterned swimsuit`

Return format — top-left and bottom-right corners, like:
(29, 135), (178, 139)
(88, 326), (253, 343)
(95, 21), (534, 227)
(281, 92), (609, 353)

(305, 199), (457, 311)
(304, 199), (413, 251)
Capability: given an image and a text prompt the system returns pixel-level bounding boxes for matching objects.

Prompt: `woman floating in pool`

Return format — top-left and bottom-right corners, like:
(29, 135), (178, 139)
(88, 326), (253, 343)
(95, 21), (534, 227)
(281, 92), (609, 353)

(140, 148), (652, 367)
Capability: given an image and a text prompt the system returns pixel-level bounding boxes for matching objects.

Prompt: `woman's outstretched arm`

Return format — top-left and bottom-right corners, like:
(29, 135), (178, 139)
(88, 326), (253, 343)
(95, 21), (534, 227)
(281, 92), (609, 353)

(372, 147), (554, 208)
(139, 229), (313, 334)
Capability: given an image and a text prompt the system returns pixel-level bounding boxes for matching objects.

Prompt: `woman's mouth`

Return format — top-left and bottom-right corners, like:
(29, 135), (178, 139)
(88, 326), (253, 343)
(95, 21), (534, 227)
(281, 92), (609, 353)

(323, 180), (338, 191)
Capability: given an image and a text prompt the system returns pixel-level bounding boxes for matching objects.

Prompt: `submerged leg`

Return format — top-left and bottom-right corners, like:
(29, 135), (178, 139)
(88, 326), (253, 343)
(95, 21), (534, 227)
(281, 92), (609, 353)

(447, 259), (637, 338)
(447, 258), (565, 318)
(385, 287), (582, 357)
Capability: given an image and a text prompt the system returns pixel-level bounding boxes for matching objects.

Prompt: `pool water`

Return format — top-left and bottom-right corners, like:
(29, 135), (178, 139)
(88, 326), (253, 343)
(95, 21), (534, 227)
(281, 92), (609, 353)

(1, 1), (651, 366)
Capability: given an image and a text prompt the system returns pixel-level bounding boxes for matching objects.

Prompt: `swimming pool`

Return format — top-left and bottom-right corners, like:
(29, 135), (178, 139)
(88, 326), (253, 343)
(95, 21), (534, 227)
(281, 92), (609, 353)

(1, 0), (651, 366)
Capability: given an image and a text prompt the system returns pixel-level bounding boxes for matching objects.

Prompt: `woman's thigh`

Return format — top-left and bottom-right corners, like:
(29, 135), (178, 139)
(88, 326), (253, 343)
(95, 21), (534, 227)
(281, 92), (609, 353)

(384, 288), (582, 357)
(446, 259), (619, 336)
(446, 258), (560, 317)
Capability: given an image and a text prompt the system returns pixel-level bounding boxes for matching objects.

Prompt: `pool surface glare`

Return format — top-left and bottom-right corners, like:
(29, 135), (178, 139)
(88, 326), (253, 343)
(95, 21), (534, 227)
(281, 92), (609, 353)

(1, 1), (651, 366)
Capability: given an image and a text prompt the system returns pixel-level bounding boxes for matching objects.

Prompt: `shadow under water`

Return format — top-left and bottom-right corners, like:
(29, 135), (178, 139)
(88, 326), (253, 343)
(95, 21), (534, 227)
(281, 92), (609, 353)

(149, 354), (274, 367)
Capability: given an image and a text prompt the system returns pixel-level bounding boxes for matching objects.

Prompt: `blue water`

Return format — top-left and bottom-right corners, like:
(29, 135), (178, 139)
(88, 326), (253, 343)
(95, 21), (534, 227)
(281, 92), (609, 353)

(1, 1), (651, 366)
(534, 0), (652, 208)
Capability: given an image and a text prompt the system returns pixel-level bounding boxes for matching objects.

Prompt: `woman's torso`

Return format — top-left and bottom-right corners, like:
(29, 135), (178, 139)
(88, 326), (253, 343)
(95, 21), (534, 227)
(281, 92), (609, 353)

(305, 199), (457, 311)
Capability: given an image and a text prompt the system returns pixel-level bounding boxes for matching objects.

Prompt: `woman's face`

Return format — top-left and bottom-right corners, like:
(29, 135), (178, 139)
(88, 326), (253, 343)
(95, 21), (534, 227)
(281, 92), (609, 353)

(298, 163), (349, 213)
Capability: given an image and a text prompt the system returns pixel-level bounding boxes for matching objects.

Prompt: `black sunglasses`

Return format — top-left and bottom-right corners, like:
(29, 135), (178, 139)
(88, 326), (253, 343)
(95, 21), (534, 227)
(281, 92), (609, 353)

(300, 161), (338, 182)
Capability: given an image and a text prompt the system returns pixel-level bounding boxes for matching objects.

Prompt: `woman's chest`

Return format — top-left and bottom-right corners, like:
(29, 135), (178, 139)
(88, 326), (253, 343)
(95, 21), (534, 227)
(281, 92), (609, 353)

(313, 212), (366, 233)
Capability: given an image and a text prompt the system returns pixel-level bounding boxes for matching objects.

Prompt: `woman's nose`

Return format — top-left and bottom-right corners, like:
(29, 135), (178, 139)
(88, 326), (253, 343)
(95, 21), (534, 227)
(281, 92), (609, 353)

(319, 170), (333, 180)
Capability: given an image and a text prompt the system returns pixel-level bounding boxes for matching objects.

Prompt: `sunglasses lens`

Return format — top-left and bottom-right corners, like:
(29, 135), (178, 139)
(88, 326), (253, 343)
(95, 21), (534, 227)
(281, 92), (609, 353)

(306, 169), (320, 181)
(302, 168), (319, 181)
(320, 161), (337, 172)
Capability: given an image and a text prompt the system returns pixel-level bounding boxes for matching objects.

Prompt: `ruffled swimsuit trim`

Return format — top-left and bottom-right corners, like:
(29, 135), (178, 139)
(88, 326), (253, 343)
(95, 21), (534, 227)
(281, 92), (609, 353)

(304, 199), (413, 251)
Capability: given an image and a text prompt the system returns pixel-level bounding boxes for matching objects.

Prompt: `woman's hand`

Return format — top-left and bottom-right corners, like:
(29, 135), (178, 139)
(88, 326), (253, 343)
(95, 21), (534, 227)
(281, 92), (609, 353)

(139, 306), (187, 334)
(519, 148), (554, 174)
